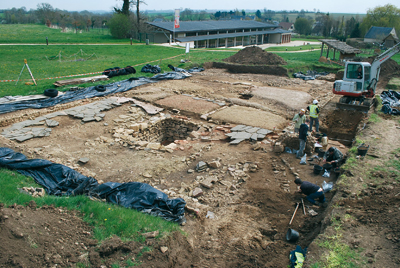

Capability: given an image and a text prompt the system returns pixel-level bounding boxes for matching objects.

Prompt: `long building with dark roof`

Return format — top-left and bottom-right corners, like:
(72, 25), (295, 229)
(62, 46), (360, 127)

(146, 20), (291, 48)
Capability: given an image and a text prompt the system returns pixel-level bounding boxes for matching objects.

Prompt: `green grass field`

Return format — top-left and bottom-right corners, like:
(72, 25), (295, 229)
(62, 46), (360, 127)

(0, 44), (236, 97)
(0, 24), (132, 44)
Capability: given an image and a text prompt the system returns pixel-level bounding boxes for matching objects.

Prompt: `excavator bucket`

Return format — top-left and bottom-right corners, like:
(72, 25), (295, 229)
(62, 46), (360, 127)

(336, 97), (375, 113)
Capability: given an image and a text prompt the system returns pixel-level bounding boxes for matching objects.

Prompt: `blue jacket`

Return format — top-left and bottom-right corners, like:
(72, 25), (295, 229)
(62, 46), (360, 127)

(299, 123), (308, 141)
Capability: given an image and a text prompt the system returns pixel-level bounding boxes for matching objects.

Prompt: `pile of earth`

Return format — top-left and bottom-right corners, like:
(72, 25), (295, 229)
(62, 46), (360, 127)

(223, 46), (287, 65)
(367, 57), (400, 84)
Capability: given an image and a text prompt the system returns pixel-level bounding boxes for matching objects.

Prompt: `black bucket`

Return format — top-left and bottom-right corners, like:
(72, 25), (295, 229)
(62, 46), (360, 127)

(286, 228), (299, 242)
(357, 145), (369, 156)
(313, 165), (323, 175)
(318, 149), (325, 158)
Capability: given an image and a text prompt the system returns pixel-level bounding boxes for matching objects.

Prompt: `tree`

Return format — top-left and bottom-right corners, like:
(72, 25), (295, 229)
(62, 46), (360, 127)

(109, 13), (131, 38)
(241, 10), (245, 17)
(132, 0), (146, 34)
(263, 9), (275, 21)
(350, 22), (362, 38)
(181, 8), (193, 21)
(294, 17), (312, 35)
(255, 10), (261, 19)
(360, 4), (400, 36)
(114, 0), (130, 16)
(36, 3), (54, 24)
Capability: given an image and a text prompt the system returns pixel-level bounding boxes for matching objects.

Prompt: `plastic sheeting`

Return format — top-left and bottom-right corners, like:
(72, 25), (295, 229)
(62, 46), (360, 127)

(380, 90), (400, 115)
(0, 72), (189, 115)
(141, 64), (161, 74)
(293, 71), (330, 81)
(0, 147), (186, 223)
(102, 66), (136, 78)
(168, 64), (205, 73)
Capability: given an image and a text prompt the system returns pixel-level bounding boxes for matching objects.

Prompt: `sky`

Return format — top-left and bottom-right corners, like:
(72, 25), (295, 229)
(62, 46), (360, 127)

(2, 0), (395, 14)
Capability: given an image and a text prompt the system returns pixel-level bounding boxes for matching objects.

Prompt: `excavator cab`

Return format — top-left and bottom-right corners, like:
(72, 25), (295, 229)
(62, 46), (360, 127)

(333, 62), (374, 112)
(334, 62), (372, 96)
(333, 42), (400, 112)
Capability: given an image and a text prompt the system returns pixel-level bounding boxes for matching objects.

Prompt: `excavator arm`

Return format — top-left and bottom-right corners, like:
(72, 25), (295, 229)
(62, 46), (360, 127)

(370, 42), (400, 82)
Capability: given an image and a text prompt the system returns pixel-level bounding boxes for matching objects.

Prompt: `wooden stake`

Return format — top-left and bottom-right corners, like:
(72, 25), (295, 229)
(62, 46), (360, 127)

(289, 203), (299, 225)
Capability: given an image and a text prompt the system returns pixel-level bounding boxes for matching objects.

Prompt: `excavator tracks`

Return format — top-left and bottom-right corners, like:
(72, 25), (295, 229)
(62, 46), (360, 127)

(336, 96), (375, 113)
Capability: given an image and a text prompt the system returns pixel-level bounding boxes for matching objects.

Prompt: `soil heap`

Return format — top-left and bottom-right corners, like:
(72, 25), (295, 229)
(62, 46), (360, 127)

(223, 46), (287, 65)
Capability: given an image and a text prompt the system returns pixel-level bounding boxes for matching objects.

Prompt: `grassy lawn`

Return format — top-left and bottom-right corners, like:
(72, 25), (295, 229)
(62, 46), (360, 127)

(0, 44), (236, 97)
(0, 24), (132, 44)
(277, 50), (343, 74)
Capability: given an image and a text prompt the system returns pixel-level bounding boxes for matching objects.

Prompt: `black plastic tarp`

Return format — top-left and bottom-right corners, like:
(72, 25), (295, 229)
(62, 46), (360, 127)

(102, 66), (136, 78)
(380, 90), (400, 115)
(0, 72), (189, 115)
(141, 64), (161, 74)
(168, 64), (205, 73)
(0, 147), (186, 223)
(293, 70), (330, 81)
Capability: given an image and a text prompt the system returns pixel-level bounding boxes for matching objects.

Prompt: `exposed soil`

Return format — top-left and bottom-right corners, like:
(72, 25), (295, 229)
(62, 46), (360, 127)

(0, 49), (400, 268)
(223, 46), (287, 65)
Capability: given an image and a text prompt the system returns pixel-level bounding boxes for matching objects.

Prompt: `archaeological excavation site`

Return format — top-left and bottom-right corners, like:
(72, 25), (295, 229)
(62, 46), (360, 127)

(1, 47), (400, 268)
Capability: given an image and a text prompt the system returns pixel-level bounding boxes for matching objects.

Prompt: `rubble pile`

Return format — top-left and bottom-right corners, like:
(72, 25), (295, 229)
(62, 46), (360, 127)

(108, 109), (200, 150)
(141, 154), (261, 214)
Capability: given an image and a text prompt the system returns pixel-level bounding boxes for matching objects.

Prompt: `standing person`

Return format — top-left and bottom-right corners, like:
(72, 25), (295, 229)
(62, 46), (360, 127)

(307, 99), (320, 133)
(292, 109), (306, 133)
(296, 118), (309, 159)
(294, 178), (326, 206)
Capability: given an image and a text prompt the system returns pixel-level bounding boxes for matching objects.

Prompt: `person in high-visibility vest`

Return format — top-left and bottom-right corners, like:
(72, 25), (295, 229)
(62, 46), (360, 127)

(307, 100), (320, 132)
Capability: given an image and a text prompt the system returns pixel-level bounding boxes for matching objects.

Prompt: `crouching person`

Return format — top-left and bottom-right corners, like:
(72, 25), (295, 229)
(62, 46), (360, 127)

(294, 178), (326, 206)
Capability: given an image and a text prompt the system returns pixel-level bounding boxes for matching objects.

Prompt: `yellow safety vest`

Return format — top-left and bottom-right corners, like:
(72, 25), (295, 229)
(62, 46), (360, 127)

(309, 105), (318, 118)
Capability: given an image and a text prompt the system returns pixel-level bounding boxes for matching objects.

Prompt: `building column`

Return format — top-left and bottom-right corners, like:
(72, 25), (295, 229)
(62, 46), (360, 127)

(225, 38), (228, 47)
(261, 34), (264, 44)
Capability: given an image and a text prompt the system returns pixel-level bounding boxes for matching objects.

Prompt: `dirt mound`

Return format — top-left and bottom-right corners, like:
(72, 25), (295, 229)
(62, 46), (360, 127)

(0, 202), (97, 267)
(223, 46), (287, 65)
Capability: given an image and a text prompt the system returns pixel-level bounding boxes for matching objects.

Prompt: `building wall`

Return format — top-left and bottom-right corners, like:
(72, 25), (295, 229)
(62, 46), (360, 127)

(268, 34), (281, 43)
(154, 32), (169, 43)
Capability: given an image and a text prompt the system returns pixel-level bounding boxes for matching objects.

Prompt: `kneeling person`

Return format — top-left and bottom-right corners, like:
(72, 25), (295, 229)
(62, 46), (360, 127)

(294, 178), (325, 206)
(323, 147), (343, 168)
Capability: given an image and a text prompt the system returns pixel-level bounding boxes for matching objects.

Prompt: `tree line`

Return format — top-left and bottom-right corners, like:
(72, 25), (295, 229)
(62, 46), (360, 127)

(293, 4), (400, 41)
(1, 3), (112, 32)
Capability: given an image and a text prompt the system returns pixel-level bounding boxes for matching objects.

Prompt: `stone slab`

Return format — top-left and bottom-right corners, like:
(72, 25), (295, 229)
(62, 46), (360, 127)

(210, 105), (287, 130)
(155, 95), (220, 115)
